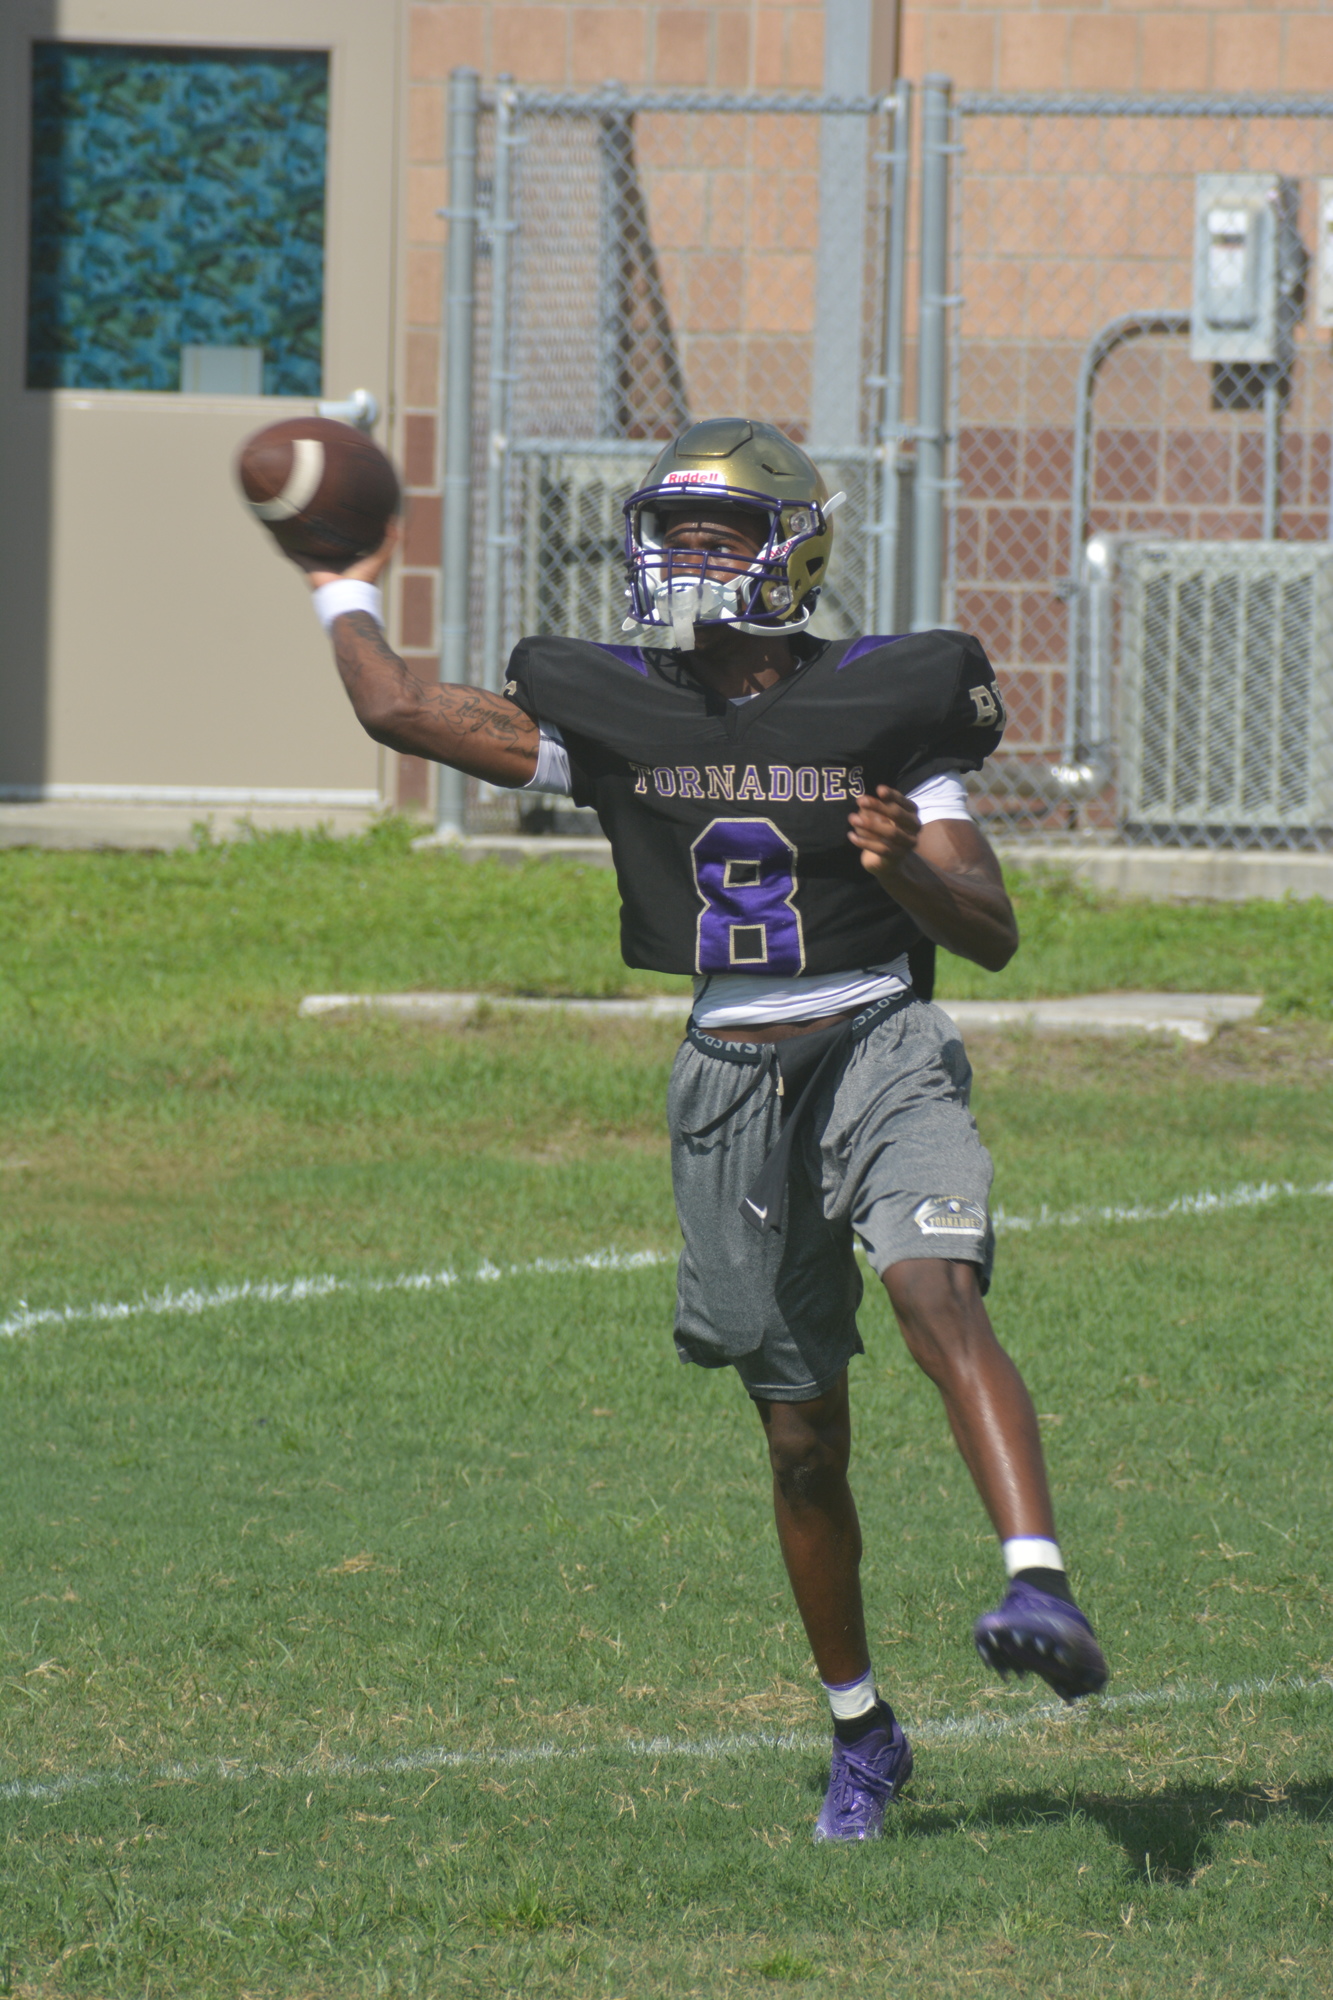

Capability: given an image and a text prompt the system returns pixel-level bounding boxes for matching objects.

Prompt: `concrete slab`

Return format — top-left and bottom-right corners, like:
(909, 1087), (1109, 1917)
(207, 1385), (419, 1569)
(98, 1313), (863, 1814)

(937, 991), (1262, 1045)
(300, 991), (690, 1024)
(300, 990), (1264, 1043)
(0, 801), (386, 851)
(411, 831), (616, 865)
(418, 833), (1333, 900)
(993, 842), (1333, 904)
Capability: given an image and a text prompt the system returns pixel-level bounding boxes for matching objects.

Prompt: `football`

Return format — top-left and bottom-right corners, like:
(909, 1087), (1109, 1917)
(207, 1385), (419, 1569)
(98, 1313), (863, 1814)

(235, 417), (401, 568)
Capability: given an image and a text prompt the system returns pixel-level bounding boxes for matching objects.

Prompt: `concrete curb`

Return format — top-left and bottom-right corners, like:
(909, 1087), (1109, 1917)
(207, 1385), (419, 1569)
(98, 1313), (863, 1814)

(299, 990), (1264, 1044)
(993, 843), (1333, 904)
(0, 802), (385, 851)
(416, 834), (1333, 902)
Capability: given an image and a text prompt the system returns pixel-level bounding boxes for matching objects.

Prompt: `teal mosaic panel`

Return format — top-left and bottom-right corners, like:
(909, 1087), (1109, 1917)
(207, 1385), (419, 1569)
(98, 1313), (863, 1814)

(26, 43), (328, 395)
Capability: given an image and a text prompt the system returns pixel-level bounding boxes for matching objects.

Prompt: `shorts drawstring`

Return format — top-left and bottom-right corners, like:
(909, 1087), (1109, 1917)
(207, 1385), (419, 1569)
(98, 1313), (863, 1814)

(683, 991), (912, 1237)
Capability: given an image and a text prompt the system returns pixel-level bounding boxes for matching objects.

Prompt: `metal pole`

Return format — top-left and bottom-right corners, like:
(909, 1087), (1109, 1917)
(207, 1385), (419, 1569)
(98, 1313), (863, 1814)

(911, 75), (950, 631)
(596, 88), (629, 438)
(874, 82), (911, 635)
(481, 83), (517, 694)
(1261, 367), (1282, 540)
(436, 67), (480, 839)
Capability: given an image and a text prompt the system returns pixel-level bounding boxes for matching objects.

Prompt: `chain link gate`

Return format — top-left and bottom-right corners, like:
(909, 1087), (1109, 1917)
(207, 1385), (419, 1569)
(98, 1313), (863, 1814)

(948, 90), (1333, 852)
(435, 75), (937, 837)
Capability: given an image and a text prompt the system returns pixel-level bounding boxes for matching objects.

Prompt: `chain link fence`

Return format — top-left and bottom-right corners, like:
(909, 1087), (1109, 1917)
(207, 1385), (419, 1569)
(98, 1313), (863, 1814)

(949, 92), (1333, 850)
(438, 79), (914, 835)
(437, 77), (1333, 854)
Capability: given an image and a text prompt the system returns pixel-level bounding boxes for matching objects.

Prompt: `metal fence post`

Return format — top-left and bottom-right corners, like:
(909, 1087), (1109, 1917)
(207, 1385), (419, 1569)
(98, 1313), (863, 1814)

(874, 81), (911, 634)
(436, 66), (480, 839)
(481, 83), (517, 695)
(596, 84), (630, 439)
(1261, 369), (1282, 541)
(912, 75), (951, 632)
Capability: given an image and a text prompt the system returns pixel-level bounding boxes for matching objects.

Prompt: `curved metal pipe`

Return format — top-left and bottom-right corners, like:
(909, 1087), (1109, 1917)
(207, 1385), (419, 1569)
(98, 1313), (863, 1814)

(1058, 310), (1191, 785)
(1069, 310), (1192, 576)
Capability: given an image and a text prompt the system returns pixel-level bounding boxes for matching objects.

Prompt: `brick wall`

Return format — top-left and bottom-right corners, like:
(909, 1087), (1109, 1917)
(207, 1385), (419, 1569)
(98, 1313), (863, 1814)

(893, 4), (1333, 781)
(956, 405), (1332, 767)
(899, 2), (1333, 97)
(395, 2), (1333, 810)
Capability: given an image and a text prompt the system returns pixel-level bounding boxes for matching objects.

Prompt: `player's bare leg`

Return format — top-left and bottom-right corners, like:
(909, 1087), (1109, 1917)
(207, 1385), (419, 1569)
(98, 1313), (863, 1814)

(754, 1375), (869, 1684)
(884, 1256), (1107, 1701)
(754, 1375), (912, 1840)
(882, 1258), (1054, 1540)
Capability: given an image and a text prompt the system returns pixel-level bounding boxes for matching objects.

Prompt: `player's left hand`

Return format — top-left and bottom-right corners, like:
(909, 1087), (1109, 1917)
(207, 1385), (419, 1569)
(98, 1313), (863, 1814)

(847, 785), (921, 877)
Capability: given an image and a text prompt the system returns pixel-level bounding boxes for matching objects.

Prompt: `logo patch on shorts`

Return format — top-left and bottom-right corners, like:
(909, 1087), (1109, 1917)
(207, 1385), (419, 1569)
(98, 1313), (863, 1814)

(912, 1196), (988, 1236)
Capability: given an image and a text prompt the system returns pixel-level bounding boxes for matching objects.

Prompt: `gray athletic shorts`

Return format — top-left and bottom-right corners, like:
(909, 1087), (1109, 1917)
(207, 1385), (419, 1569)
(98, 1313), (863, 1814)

(667, 993), (994, 1403)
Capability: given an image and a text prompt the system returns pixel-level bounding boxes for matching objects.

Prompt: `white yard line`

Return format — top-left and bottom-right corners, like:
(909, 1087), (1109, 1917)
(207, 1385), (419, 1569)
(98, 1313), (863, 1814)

(0, 1249), (675, 1343)
(991, 1176), (1333, 1233)
(3, 1672), (1329, 1807)
(4, 1177), (1333, 1344)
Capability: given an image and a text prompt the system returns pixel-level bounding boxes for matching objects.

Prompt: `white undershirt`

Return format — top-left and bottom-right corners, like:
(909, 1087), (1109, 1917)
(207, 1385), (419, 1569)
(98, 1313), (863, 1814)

(525, 725), (972, 1027)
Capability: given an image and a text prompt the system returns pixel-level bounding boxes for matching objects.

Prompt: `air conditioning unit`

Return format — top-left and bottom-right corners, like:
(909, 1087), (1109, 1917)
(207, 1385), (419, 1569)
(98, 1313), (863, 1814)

(513, 448), (632, 642)
(1118, 540), (1333, 834)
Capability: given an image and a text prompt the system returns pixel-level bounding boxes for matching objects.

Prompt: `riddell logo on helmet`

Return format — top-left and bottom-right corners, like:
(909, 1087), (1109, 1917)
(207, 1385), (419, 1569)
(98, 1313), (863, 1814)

(663, 469), (726, 485)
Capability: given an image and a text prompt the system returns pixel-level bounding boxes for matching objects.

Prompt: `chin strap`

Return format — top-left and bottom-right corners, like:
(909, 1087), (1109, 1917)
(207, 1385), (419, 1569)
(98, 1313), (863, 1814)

(730, 605), (816, 638)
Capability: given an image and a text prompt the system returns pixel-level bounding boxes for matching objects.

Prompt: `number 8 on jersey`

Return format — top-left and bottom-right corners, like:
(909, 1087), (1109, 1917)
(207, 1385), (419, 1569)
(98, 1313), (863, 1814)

(691, 818), (807, 975)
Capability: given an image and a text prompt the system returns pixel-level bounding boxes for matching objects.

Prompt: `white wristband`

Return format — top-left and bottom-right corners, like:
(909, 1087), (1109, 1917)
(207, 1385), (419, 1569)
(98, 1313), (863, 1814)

(313, 580), (384, 634)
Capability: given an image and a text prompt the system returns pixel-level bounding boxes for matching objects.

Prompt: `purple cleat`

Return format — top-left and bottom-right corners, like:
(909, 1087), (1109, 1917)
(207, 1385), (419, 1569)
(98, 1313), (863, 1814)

(973, 1579), (1108, 1703)
(813, 1706), (913, 1843)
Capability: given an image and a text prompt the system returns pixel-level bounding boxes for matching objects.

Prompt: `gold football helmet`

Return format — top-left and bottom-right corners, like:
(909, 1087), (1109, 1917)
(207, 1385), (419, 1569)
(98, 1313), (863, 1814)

(623, 418), (843, 649)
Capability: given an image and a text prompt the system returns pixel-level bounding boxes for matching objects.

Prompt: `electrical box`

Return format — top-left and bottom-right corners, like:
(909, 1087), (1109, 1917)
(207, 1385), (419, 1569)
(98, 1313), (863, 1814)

(1191, 173), (1304, 364)
(1315, 178), (1333, 330)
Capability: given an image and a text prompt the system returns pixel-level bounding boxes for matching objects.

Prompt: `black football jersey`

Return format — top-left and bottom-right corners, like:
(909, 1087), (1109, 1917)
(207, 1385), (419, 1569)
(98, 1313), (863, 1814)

(503, 631), (1005, 978)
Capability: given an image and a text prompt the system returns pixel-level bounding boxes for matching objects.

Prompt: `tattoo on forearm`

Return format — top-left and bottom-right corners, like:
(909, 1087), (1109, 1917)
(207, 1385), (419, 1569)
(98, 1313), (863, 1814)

(335, 611), (400, 688)
(436, 686), (535, 746)
(332, 613), (537, 760)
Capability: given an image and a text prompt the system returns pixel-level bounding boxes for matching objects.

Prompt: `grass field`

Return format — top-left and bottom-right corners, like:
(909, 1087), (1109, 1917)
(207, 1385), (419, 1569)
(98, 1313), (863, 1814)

(3, 827), (1333, 1998)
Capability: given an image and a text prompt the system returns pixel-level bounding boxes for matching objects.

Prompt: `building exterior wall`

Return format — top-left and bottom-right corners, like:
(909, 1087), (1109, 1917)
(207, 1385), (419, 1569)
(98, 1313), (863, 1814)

(2, 0), (401, 807)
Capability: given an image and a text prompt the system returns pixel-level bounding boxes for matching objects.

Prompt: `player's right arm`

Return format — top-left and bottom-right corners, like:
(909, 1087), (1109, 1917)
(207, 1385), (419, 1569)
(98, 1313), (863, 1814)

(328, 608), (538, 785)
(299, 534), (539, 787)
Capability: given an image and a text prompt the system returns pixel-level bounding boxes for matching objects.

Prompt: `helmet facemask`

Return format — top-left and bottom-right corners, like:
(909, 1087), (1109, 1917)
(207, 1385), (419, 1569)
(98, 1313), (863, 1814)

(623, 479), (842, 652)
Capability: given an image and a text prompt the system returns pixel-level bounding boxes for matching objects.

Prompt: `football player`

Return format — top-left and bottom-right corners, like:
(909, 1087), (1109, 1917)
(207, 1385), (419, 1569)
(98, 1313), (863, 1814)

(295, 418), (1107, 1842)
